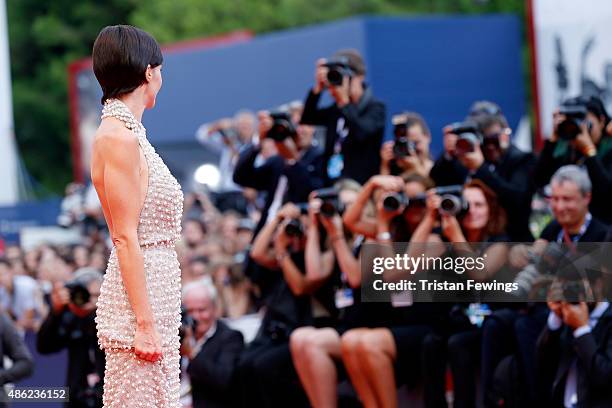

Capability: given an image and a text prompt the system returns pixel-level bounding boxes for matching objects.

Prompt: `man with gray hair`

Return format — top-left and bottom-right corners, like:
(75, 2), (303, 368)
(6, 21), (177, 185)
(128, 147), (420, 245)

(181, 278), (244, 408)
(538, 165), (609, 244)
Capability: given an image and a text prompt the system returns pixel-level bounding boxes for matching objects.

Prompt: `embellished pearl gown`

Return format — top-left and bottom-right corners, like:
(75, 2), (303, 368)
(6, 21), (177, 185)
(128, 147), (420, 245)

(95, 99), (184, 407)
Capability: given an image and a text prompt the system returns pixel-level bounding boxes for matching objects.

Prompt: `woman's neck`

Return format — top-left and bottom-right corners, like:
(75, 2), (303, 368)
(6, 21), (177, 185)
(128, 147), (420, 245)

(118, 93), (146, 122)
(465, 228), (483, 243)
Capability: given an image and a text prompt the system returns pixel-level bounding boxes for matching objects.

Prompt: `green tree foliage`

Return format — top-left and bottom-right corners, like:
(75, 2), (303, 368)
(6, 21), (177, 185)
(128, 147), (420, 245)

(7, 0), (524, 195)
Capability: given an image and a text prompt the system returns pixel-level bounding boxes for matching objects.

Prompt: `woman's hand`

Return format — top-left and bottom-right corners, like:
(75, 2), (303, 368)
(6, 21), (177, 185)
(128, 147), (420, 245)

(368, 175), (404, 192)
(380, 141), (394, 173)
(376, 193), (402, 227)
(274, 220), (292, 252)
(307, 196), (322, 226)
(441, 214), (464, 242)
(320, 213), (344, 238)
(425, 189), (441, 220)
(276, 202), (300, 222)
(134, 321), (162, 362)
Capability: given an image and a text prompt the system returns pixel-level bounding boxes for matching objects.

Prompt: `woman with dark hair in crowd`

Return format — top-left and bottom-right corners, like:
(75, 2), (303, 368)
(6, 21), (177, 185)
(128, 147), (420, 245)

(409, 179), (510, 408)
(335, 173), (450, 408)
(90, 25), (184, 406)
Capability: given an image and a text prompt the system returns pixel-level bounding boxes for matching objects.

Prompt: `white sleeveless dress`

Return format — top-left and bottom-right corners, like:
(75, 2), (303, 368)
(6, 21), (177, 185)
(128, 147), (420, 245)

(95, 99), (184, 407)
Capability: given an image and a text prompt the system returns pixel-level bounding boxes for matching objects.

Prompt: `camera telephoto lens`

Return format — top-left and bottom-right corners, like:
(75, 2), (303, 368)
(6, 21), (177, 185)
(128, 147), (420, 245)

(382, 193), (406, 212)
(285, 219), (304, 237)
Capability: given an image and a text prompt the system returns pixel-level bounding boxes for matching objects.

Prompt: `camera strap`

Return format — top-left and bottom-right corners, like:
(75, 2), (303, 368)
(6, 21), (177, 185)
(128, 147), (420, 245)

(557, 212), (592, 247)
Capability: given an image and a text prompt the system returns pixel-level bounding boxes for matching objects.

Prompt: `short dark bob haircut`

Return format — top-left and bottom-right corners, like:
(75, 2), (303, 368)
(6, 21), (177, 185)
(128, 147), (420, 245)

(92, 25), (163, 104)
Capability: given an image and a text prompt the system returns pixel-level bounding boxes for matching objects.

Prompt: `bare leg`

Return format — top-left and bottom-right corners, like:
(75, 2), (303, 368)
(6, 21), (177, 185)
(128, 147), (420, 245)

(360, 329), (398, 408)
(290, 327), (341, 408)
(341, 329), (379, 408)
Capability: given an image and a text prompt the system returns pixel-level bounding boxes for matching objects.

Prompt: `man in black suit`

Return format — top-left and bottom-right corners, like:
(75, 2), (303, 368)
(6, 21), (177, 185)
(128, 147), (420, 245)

(430, 102), (536, 241)
(181, 278), (244, 408)
(300, 48), (386, 186)
(233, 110), (325, 234)
(537, 269), (612, 408)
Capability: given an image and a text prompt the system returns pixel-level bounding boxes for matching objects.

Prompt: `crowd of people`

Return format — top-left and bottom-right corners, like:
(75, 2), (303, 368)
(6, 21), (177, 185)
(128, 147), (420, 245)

(0, 47), (611, 407)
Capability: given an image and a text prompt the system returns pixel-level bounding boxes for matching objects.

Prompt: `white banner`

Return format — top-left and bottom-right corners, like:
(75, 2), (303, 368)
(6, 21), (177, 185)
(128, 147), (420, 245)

(532, 0), (612, 139)
(0, 0), (18, 205)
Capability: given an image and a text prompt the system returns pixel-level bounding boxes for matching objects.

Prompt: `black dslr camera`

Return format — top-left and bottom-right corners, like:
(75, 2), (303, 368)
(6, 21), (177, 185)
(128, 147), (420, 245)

(436, 185), (468, 216)
(283, 203), (308, 238)
(382, 191), (427, 213)
(65, 280), (91, 308)
(313, 187), (344, 218)
(323, 56), (354, 86)
(447, 121), (482, 155)
(392, 114), (417, 159)
(557, 98), (591, 140)
(179, 307), (197, 343)
(268, 111), (297, 142)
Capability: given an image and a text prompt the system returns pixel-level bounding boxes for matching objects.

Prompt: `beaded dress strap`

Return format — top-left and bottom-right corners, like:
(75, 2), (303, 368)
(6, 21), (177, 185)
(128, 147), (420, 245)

(100, 99), (146, 139)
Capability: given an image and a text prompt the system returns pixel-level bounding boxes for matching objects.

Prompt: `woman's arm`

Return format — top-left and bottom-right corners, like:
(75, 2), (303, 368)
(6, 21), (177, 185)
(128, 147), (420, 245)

(102, 132), (154, 327)
(342, 178), (377, 238)
(275, 222), (326, 296)
(100, 130), (160, 361)
(249, 215), (282, 270)
(343, 176), (404, 239)
(304, 214), (332, 281)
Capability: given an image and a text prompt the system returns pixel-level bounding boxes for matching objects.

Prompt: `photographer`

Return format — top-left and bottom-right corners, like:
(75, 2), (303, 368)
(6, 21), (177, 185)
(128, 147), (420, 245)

(404, 180), (510, 408)
(181, 278), (244, 408)
(489, 165), (609, 406)
(537, 269), (611, 407)
(196, 110), (257, 198)
(0, 312), (34, 407)
(301, 49), (386, 185)
(233, 110), (325, 234)
(0, 258), (41, 332)
(534, 95), (612, 224)
(380, 112), (434, 177)
(36, 267), (105, 408)
(430, 103), (536, 241)
(238, 202), (335, 407)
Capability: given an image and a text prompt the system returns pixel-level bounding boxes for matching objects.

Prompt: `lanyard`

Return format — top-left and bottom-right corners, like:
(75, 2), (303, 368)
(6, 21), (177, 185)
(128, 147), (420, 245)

(334, 117), (349, 154)
(556, 212), (592, 245)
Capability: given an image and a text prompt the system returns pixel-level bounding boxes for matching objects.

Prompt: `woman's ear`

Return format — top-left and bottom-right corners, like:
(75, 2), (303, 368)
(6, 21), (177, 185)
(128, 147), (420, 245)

(145, 64), (153, 82)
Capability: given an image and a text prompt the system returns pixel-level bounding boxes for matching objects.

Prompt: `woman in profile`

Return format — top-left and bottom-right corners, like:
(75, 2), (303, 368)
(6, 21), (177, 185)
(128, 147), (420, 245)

(90, 25), (184, 407)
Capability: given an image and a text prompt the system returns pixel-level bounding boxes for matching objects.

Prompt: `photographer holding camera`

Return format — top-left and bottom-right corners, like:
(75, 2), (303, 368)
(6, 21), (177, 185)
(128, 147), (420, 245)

(233, 109), (325, 234)
(537, 267), (611, 407)
(534, 95), (612, 224)
(380, 112), (434, 177)
(237, 201), (339, 407)
(36, 267), (105, 408)
(301, 49), (386, 185)
(430, 102), (536, 241)
(180, 278), (245, 408)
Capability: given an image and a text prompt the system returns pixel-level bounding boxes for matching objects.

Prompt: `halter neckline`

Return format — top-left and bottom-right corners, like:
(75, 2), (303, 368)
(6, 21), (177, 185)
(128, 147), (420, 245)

(101, 98), (146, 136)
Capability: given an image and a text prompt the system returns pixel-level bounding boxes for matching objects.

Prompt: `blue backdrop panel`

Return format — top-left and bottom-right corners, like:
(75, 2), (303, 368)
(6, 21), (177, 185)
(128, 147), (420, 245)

(143, 15), (524, 159)
(0, 198), (61, 244)
(148, 18), (366, 144)
(365, 15), (525, 150)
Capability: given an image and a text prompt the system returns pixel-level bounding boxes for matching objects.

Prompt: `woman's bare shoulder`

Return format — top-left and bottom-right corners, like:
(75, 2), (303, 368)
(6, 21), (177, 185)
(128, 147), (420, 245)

(93, 120), (139, 156)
